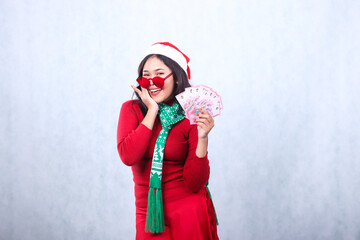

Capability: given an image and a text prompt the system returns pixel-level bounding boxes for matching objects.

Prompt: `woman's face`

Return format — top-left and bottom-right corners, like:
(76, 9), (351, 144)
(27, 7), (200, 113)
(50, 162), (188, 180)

(142, 56), (175, 103)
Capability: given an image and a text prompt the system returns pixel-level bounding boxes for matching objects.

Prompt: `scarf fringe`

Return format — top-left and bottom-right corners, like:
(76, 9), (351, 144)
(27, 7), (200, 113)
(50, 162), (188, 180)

(145, 188), (165, 233)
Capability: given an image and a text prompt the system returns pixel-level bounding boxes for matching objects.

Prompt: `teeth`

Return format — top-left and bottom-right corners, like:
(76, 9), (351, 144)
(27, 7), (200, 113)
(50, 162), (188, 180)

(150, 89), (161, 92)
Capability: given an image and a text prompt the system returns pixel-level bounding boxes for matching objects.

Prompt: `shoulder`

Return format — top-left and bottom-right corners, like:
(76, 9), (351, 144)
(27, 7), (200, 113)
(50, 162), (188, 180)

(120, 99), (144, 117)
(121, 100), (141, 111)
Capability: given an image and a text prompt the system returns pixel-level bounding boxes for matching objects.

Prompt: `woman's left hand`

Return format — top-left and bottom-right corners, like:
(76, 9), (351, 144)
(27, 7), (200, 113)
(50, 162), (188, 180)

(195, 109), (215, 139)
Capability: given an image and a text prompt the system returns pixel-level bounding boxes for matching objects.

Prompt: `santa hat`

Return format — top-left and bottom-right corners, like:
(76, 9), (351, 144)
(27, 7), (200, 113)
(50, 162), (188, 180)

(144, 42), (191, 79)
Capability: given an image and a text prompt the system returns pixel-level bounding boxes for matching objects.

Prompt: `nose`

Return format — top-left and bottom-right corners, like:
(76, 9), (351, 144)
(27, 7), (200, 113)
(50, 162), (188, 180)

(149, 80), (154, 86)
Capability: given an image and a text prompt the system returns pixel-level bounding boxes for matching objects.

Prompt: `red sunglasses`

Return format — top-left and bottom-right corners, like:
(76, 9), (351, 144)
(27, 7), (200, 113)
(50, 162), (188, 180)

(136, 73), (173, 89)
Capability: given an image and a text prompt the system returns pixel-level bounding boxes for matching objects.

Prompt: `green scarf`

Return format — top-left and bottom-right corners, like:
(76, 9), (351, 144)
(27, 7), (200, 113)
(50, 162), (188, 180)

(145, 102), (185, 233)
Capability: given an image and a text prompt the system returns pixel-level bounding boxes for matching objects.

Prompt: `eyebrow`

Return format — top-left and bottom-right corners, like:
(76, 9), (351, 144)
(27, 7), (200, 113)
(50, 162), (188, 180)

(143, 68), (165, 72)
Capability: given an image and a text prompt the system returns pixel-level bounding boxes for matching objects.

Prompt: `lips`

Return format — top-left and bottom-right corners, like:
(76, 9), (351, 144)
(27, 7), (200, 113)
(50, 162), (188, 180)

(149, 88), (162, 96)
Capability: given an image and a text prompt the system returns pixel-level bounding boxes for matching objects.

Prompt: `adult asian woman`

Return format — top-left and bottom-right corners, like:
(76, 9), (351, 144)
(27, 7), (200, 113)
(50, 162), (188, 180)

(117, 42), (219, 240)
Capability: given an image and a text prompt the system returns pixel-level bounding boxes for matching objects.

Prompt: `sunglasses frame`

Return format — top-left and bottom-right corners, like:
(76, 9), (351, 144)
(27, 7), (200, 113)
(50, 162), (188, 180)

(136, 72), (173, 89)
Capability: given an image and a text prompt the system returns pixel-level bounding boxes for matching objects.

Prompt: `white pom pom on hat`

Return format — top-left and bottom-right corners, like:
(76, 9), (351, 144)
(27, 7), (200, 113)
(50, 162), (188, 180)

(144, 42), (191, 80)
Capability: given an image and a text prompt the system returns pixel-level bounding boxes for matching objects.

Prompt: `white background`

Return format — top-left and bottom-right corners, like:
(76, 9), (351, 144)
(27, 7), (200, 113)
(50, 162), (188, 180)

(1, 0), (360, 239)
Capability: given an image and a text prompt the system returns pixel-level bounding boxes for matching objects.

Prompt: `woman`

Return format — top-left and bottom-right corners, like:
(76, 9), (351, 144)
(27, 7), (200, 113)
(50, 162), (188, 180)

(117, 42), (219, 239)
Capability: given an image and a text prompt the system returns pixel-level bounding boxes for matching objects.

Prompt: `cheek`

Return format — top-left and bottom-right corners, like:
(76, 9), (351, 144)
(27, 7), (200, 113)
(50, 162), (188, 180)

(164, 79), (175, 92)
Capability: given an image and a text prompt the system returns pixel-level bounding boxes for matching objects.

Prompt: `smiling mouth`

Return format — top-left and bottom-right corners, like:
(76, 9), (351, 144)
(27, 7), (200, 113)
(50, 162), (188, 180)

(149, 88), (161, 93)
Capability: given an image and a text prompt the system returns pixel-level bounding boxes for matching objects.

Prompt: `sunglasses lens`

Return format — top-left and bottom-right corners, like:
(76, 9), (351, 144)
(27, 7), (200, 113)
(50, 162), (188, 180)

(136, 77), (149, 88)
(152, 77), (165, 88)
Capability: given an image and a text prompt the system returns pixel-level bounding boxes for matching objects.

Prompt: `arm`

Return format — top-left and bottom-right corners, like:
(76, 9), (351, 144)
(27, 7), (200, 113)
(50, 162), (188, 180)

(117, 86), (159, 166)
(183, 125), (210, 193)
(117, 101), (152, 166)
(131, 85), (159, 130)
(183, 109), (215, 192)
(195, 109), (214, 157)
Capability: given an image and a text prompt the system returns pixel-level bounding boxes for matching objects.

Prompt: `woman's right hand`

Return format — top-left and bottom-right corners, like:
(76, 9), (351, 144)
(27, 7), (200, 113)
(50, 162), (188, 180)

(131, 85), (159, 112)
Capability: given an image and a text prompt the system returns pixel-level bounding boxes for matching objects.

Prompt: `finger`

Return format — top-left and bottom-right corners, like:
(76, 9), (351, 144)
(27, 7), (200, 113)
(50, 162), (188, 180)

(197, 122), (213, 135)
(141, 87), (151, 96)
(198, 109), (211, 118)
(207, 115), (214, 124)
(197, 113), (212, 124)
(196, 116), (214, 126)
(203, 112), (214, 123)
(195, 118), (209, 124)
(203, 116), (212, 124)
(196, 121), (206, 128)
(197, 121), (212, 131)
(199, 108), (209, 115)
(131, 85), (141, 95)
(196, 120), (213, 131)
(198, 113), (209, 118)
(197, 109), (208, 116)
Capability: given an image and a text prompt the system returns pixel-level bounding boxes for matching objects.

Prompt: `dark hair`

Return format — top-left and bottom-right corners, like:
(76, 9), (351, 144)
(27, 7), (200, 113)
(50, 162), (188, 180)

(133, 54), (191, 116)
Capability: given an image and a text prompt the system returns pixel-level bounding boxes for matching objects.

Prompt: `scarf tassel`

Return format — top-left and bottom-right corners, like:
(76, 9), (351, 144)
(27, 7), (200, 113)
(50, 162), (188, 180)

(145, 187), (165, 233)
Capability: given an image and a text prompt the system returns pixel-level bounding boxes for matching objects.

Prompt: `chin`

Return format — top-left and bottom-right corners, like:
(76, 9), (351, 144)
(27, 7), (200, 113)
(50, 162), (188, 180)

(151, 94), (167, 104)
(150, 91), (173, 104)
(152, 97), (164, 104)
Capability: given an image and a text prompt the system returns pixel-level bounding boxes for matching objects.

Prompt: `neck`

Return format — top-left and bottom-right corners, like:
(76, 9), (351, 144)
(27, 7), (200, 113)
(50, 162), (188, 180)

(162, 98), (175, 106)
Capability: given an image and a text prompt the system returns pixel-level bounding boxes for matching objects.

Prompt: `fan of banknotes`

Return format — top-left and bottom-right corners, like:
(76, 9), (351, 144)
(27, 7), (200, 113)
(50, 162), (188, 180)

(175, 85), (223, 124)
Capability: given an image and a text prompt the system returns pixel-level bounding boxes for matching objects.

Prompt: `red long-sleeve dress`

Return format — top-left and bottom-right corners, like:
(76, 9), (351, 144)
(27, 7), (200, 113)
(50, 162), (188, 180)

(117, 100), (219, 240)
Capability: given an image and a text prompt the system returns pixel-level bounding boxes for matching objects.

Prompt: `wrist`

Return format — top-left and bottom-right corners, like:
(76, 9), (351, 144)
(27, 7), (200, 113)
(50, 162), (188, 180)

(196, 137), (208, 158)
(198, 135), (208, 141)
(147, 105), (159, 114)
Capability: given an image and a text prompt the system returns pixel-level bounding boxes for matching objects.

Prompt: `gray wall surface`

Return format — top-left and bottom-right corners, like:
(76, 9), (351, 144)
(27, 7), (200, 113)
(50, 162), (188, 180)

(1, 0), (359, 239)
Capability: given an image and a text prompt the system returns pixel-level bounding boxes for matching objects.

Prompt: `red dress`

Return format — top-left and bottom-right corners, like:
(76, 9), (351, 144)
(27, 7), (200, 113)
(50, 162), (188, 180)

(117, 100), (219, 240)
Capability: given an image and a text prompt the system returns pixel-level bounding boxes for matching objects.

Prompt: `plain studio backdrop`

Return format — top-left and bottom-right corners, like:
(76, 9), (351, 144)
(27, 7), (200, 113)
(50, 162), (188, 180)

(1, 0), (360, 239)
